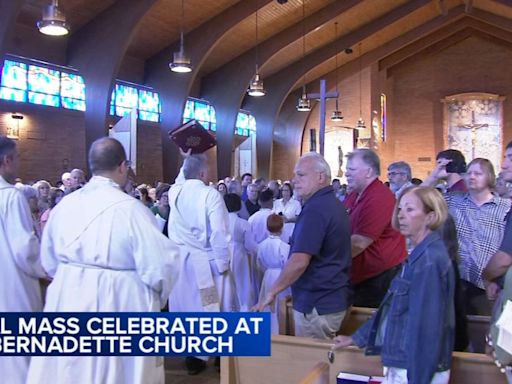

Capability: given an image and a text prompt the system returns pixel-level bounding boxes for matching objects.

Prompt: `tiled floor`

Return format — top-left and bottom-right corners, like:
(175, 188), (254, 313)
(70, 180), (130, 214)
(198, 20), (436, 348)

(164, 357), (220, 384)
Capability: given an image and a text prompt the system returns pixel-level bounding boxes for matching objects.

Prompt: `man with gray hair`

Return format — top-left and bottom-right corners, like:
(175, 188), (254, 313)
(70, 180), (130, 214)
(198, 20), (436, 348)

(257, 152), (351, 340)
(387, 161), (413, 198)
(344, 149), (407, 308)
(167, 153), (238, 374)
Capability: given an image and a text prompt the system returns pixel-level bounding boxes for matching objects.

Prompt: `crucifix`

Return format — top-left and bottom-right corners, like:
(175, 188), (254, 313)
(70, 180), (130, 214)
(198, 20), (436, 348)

(304, 79), (338, 155)
(457, 110), (488, 159)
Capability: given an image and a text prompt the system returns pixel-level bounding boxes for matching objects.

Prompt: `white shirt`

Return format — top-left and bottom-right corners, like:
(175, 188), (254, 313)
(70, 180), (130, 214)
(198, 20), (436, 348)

(272, 198), (301, 222)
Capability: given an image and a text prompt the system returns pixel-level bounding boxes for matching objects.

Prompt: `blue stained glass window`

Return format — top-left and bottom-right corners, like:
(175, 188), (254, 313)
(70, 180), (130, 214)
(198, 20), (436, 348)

(61, 97), (85, 111)
(181, 98), (216, 131)
(1, 58), (86, 111)
(194, 102), (210, 123)
(0, 87), (26, 102)
(114, 84), (138, 117)
(183, 99), (194, 122)
(235, 111), (256, 137)
(138, 89), (160, 122)
(28, 92), (60, 107)
(139, 111), (159, 122)
(61, 72), (85, 111)
(28, 65), (60, 95)
(1, 60), (27, 90)
(248, 115), (256, 132)
(61, 73), (85, 99)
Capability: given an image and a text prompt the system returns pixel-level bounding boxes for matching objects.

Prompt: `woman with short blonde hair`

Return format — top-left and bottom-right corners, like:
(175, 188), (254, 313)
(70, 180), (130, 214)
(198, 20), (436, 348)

(334, 186), (455, 384)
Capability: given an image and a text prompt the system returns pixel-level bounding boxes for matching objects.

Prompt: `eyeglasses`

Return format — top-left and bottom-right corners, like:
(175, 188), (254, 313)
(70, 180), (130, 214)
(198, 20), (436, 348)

(387, 171), (405, 177)
(119, 159), (132, 168)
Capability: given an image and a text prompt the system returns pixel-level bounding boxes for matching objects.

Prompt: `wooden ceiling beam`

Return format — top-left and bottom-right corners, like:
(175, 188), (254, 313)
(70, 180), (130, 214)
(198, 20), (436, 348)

(145, 0), (274, 182)
(201, 0), (362, 179)
(66, 0), (158, 170)
(0, 0), (25, 66)
(243, 0), (433, 179)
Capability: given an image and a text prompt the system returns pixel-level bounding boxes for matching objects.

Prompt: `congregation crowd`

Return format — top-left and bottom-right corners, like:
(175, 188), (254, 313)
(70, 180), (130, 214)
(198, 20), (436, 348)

(1, 133), (512, 384)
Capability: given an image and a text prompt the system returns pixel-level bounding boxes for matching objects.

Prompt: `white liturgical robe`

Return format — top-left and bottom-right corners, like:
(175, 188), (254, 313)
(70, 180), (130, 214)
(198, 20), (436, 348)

(272, 197), (301, 243)
(26, 176), (179, 384)
(257, 235), (290, 334)
(0, 175), (44, 384)
(167, 178), (238, 313)
(227, 212), (257, 311)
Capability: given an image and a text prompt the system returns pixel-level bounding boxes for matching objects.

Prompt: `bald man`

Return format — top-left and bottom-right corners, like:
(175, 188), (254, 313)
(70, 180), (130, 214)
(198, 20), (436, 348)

(257, 152), (352, 340)
(27, 137), (180, 384)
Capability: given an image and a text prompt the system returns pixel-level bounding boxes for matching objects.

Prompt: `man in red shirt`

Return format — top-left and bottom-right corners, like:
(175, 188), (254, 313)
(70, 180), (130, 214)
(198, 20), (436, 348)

(344, 149), (407, 307)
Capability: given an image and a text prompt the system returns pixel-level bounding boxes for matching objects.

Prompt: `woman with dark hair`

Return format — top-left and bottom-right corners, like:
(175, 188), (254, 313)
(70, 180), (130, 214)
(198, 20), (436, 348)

(151, 184), (170, 221)
(272, 182), (301, 243)
(217, 181), (227, 197)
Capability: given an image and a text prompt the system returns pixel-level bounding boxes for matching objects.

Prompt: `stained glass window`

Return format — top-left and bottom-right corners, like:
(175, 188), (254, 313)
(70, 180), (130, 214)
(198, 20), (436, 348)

(182, 98), (216, 131)
(236, 111), (256, 137)
(0, 58), (86, 111)
(110, 82), (161, 122)
(138, 89), (160, 122)
(0, 60), (27, 102)
(61, 72), (86, 111)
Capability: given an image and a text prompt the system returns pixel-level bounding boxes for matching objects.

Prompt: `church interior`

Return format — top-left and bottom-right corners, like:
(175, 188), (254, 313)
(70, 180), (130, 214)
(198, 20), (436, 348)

(2, 0), (512, 185)
(3, 1), (512, 383)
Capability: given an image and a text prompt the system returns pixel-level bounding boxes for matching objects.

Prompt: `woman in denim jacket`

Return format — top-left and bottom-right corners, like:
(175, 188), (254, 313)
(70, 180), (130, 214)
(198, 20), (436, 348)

(334, 186), (456, 384)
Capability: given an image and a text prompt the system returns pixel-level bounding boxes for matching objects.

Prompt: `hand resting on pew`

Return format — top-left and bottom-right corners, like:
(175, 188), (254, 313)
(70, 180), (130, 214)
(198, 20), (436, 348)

(332, 335), (354, 350)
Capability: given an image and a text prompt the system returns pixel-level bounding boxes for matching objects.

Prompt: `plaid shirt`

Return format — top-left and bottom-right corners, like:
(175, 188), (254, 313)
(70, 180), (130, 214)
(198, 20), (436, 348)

(446, 193), (511, 289)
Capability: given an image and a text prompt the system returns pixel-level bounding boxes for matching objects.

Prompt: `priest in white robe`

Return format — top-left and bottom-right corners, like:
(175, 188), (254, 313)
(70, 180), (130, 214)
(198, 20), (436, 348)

(27, 137), (179, 384)
(167, 153), (238, 375)
(0, 136), (45, 384)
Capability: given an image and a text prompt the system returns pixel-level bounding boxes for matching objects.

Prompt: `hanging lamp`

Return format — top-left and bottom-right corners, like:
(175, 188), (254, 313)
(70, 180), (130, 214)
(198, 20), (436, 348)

(248, 9), (266, 97)
(170, 0), (192, 73)
(296, 0), (310, 112)
(356, 42), (366, 129)
(37, 0), (69, 36)
(331, 22), (343, 122)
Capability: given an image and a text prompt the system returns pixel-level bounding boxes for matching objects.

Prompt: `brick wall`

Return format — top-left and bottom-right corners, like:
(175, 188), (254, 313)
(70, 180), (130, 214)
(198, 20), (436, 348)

(381, 35), (512, 179)
(281, 34), (512, 181)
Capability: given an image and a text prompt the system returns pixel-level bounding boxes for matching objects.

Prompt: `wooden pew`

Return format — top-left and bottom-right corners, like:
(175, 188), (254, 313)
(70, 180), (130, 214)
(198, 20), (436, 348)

(221, 334), (506, 384)
(280, 300), (491, 353)
(298, 362), (329, 384)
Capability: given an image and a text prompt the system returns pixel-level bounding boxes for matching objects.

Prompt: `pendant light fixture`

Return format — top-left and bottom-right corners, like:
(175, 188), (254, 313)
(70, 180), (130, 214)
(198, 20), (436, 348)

(356, 42), (366, 129)
(330, 22), (343, 122)
(248, 8), (266, 97)
(296, 0), (311, 112)
(37, 0), (69, 36)
(170, 0), (192, 73)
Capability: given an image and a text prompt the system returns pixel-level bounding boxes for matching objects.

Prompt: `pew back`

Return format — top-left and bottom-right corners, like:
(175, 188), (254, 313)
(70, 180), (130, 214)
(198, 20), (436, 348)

(221, 335), (506, 384)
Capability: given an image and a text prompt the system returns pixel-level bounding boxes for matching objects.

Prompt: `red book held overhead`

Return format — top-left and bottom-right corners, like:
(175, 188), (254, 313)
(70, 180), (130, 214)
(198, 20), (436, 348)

(168, 119), (216, 154)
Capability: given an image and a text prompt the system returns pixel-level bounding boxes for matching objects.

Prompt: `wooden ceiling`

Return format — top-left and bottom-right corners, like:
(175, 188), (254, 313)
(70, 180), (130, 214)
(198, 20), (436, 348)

(14, 0), (512, 89)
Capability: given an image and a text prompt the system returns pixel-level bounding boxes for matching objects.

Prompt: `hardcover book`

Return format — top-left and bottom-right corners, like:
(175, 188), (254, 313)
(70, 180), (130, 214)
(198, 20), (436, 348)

(336, 372), (371, 384)
(168, 119), (216, 154)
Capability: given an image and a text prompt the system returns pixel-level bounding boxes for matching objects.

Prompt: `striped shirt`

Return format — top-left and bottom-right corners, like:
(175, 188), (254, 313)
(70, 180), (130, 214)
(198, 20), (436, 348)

(447, 193), (511, 289)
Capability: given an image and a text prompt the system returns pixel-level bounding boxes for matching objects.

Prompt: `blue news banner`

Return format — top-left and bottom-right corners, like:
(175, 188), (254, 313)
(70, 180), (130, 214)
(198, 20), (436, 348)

(0, 313), (270, 357)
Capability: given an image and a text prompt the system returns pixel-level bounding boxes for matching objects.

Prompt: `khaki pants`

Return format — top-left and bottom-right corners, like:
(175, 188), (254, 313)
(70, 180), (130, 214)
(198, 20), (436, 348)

(293, 307), (346, 340)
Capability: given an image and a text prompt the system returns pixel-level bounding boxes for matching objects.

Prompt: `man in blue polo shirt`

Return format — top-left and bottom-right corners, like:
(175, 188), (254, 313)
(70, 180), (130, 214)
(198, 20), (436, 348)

(256, 152), (351, 339)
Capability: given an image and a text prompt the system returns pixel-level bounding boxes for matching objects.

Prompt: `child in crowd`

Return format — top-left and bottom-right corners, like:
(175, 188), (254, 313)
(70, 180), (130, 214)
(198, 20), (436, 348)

(257, 214), (290, 334)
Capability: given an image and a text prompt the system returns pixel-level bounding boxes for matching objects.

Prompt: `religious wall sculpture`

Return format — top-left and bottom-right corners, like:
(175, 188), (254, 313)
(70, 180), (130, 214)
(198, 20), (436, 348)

(442, 93), (504, 172)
